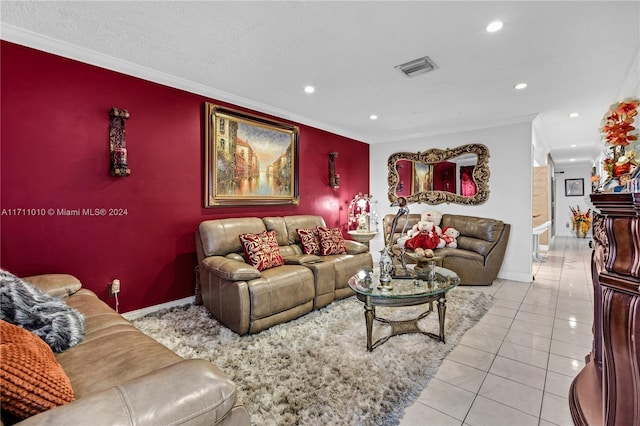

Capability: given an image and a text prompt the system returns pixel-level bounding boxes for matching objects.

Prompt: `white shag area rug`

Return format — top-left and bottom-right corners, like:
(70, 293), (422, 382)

(132, 289), (493, 426)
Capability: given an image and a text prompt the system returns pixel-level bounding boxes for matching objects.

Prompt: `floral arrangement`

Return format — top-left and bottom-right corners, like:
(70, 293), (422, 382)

(569, 205), (591, 235)
(599, 98), (639, 184)
(602, 98), (639, 146)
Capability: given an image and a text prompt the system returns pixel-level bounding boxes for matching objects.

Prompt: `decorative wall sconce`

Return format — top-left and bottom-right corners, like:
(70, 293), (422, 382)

(329, 152), (340, 188)
(109, 107), (131, 177)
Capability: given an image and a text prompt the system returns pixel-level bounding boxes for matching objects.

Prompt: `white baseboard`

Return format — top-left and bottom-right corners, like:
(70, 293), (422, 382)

(122, 296), (195, 321)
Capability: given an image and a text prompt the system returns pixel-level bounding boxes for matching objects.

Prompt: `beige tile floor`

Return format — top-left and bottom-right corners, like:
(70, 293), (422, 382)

(400, 236), (593, 426)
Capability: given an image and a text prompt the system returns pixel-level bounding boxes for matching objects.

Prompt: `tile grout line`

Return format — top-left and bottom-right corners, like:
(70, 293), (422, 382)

(460, 274), (528, 424)
(538, 236), (571, 425)
(402, 236), (592, 426)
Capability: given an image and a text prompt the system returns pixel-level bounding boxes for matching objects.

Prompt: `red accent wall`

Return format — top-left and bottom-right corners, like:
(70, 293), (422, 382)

(0, 41), (370, 312)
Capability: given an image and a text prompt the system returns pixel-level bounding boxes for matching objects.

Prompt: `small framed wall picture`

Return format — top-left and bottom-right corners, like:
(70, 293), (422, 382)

(565, 178), (584, 197)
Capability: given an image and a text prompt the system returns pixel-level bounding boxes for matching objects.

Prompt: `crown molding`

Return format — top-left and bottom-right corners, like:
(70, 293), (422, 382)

(375, 113), (538, 145)
(0, 24), (363, 142)
(1, 24), (548, 147)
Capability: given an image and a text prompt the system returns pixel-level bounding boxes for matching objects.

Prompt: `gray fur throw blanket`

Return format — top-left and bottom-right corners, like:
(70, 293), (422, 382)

(0, 270), (85, 352)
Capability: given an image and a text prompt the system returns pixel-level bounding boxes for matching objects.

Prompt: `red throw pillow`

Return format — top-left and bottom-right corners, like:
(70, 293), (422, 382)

(0, 320), (75, 419)
(239, 231), (285, 271)
(316, 226), (347, 256)
(296, 228), (321, 255)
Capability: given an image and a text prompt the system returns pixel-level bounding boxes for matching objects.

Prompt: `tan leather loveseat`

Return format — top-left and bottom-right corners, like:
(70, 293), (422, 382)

(384, 213), (510, 286)
(196, 215), (373, 335)
(7, 274), (250, 426)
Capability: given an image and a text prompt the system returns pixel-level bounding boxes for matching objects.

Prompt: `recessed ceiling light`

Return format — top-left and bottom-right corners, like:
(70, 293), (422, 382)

(570, 144), (577, 148)
(369, 114), (378, 120)
(569, 112), (580, 118)
(304, 86), (315, 94)
(486, 21), (504, 33)
(514, 83), (528, 90)
(570, 158), (576, 162)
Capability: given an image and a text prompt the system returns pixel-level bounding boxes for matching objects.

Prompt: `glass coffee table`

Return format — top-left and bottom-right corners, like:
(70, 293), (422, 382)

(348, 266), (460, 351)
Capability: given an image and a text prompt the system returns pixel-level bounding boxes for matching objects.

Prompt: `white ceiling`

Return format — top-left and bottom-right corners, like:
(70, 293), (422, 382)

(2, 1), (639, 165)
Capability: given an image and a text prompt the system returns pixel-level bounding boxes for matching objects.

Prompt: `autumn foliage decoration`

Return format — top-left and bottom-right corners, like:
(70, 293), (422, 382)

(600, 98), (639, 181)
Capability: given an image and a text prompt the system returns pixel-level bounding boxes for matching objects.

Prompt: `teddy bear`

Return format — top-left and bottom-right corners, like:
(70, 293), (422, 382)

(441, 226), (460, 248)
(419, 211), (445, 248)
(396, 223), (420, 248)
(421, 211), (442, 227)
(405, 220), (441, 250)
(435, 231), (446, 249)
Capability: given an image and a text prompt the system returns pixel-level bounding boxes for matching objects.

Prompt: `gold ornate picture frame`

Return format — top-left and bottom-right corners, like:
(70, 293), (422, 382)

(387, 143), (490, 205)
(204, 103), (299, 207)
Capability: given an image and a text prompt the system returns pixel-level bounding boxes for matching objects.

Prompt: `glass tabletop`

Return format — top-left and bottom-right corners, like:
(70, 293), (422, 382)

(348, 266), (460, 299)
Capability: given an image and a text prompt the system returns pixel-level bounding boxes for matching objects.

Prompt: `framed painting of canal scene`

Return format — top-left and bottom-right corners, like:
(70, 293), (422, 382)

(204, 103), (299, 207)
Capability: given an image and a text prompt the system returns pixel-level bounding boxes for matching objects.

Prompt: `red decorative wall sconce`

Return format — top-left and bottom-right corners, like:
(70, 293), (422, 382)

(329, 152), (340, 189)
(109, 107), (131, 177)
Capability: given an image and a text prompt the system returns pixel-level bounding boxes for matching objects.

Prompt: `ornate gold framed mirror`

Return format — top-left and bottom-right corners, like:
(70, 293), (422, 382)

(387, 143), (490, 205)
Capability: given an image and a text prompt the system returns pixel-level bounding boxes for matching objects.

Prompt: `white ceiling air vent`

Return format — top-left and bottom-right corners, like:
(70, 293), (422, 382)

(395, 56), (438, 78)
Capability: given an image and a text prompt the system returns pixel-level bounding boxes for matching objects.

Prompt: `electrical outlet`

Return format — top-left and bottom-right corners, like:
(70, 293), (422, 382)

(109, 279), (121, 297)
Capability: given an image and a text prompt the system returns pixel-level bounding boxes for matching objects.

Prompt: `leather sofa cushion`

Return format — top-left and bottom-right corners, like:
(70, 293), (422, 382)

(331, 253), (373, 291)
(344, 240), (370, 255)
(248, 265), (314, 320)
(201, 257), (261, 281)
(279, 245), (302, 257)
(199, 218), (266, 257)
(284, 254), (322, 264)
(58, 289), (182, 398)
(456, 237), (495, 257)
(437, 247), (484, 262)
(225, 252), (245, 262)
(63, 289), (131, 338)
(283, 215), (326, 245)
(262, 217), (290, 246)
(442, 214), (504, 242)
(22, 274), (82, 298)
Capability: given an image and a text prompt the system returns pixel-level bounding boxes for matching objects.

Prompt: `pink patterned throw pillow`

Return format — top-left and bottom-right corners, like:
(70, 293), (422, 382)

(296, 228), (321, 255)
(239, 231), (284, 271)
(316, 226), (347, 256)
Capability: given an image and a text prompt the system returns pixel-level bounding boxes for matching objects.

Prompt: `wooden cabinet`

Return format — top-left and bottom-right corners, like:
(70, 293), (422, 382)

(569, 193), (640, 426)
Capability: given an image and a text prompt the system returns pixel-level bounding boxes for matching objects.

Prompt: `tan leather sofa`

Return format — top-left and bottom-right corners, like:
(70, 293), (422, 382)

(196, 215), (373, 335)
(383, 213), (510, 286)
(7, 274), (250, 426)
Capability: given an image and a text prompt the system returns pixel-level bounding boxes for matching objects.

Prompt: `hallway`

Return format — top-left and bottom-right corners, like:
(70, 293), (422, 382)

(400, 236), (593, 425)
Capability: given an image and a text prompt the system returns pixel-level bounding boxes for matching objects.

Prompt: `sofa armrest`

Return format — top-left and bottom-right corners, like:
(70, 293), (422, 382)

(201, 256), (261, 281)
(483, 224), (511, 284)
(344, 240), (369, 255)
(21, 274), (82, 298)
(19, 359), (248, 426)
(284, 254), (322, 265)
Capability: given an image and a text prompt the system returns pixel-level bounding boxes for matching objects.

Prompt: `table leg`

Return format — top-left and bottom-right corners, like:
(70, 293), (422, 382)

(364, 297), (374, 352)
(437, 296), (447, 343)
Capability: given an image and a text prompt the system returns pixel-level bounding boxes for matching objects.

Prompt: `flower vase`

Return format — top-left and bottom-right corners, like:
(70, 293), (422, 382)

(576, 227), (586, 238)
